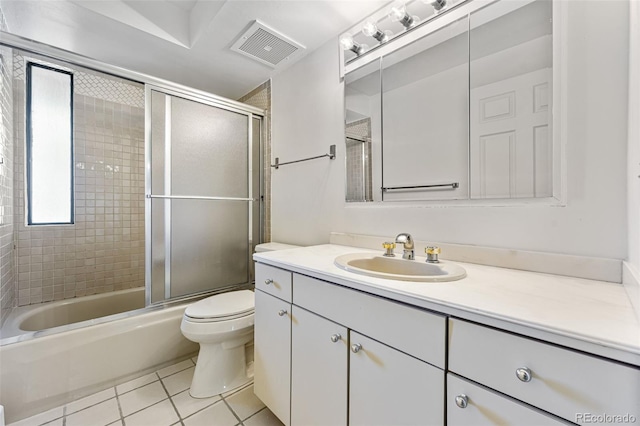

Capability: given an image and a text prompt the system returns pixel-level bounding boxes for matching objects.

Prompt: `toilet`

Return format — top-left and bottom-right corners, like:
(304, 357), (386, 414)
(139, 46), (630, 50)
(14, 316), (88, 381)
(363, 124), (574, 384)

(181, 242), (300, 398)
(180, 290), (255, 398)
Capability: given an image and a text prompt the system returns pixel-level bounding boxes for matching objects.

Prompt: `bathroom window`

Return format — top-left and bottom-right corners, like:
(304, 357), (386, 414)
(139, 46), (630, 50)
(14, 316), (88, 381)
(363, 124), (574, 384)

(26, 62), (74, 225)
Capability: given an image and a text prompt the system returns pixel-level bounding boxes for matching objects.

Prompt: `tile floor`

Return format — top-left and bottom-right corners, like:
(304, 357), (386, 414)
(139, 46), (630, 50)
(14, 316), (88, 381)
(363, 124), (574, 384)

(8, 357), (283, 426)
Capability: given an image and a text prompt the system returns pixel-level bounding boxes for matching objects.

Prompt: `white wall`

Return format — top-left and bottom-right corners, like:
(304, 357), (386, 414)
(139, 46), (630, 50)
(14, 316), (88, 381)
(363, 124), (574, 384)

(628, 0), (640, 270)
(271, 0), (629, 259)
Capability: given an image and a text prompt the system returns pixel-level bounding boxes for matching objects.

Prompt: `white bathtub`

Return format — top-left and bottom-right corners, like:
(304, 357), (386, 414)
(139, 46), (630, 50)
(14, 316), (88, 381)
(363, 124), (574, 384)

(0, 288), (198, 424)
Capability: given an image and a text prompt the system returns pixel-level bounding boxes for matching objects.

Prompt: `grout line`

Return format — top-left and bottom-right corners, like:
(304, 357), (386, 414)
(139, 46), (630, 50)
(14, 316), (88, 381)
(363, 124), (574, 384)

(121, 398), (169, 422)
(156, 362), (194, 380)
(116, 374), (161, 397)
(157, 371), (184, 425)
(221, 398), (243, 425)
(220, 381), (253, 399)
(114, 385), (125, 426)
(242, 407), (267, 423)
(178, 397), (224, 423)
(64, 394), (117, 417)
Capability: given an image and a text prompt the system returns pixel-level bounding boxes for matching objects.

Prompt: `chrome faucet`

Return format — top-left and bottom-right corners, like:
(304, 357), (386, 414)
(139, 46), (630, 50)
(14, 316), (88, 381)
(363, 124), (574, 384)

(395, 233), (414, 260)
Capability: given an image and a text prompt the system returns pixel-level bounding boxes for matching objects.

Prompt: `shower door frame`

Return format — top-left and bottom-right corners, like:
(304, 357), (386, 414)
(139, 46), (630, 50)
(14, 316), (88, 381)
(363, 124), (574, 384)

(144, 84), (265, 306)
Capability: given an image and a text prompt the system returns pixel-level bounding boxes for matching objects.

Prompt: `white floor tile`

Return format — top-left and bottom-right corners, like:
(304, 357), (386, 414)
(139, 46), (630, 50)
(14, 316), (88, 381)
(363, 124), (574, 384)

(41, 419), (63, 426)
(124, 400), (179, 426)
(182, 401), (239, 426)
(156, 359), (194, 378)
(224, 385), (265, 421)
(191, 356), (198, 364)
(105, 421), (123, 426)
(116, 372), (158, 395)
(65, 398), (120, 426)
(221, 382), (252, 399)
(243, 408), (284, 426)
(66, 388), (116, 414)
(171, 389), (221, 419)
(161, 366), (194, 396)
(7, 406), (63, 426)
(118, 381), (168, 416)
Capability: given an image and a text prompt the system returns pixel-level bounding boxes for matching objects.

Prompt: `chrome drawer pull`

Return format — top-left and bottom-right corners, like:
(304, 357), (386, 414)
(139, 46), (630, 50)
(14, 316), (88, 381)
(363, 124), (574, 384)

(455, 394), (468, 409)
(351, 343), (362, 353)
(516, 367), (532, 382)
(278, 309), (287, 317)
(330, 334), (342, 343)
(264, 279), (273, 285)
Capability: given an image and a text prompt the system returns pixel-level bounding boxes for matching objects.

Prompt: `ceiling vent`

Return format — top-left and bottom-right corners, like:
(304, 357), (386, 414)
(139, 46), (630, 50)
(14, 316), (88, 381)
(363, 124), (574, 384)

(231, 20), (306, 68)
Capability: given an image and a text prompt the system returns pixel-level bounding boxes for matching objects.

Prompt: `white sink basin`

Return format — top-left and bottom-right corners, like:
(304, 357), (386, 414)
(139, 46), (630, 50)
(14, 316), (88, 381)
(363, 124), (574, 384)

(334, 253), (466, 282)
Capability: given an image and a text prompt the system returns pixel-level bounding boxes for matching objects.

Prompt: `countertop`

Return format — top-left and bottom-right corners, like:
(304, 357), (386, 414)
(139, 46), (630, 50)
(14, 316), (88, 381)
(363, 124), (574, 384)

(254, 244), (640, 367)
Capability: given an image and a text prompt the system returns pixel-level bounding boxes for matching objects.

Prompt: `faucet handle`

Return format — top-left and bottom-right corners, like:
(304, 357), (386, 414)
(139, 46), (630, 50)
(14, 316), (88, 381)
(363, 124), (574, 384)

(425, 246), (441, 263)
(382, 242), (396, 257)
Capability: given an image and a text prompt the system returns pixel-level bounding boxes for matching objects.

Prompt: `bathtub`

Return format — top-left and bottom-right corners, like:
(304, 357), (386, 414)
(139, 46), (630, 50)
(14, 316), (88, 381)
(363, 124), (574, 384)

(0, 288), (198, 424)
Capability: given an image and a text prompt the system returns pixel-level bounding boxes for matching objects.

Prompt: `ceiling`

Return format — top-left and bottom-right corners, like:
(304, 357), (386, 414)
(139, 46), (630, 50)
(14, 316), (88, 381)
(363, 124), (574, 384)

(0, 0), (387, 99)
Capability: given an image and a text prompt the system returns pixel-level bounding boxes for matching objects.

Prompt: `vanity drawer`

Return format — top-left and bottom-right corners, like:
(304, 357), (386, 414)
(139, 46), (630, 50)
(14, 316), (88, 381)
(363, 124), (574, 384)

(447, 373), (569, 425)
(449, 319), (640, 423)
(293, 273), (446, 368)
(255, 263), (292, 302)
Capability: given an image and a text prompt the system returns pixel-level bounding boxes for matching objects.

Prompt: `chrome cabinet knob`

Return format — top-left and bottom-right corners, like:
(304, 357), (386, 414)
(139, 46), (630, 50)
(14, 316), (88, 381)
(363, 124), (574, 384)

(516, 367), (532, 382)
(277, 309), (287, 317)
(330, 334), (342, 343)
(264, 279), (273, 285)
(351, 343), (362, 353)
(455, 394), (468, 409)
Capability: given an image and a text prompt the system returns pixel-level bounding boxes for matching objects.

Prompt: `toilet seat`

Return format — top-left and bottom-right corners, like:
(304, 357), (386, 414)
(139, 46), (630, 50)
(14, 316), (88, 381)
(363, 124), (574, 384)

(184, 310), (253, 323)
(184, 290), (254, 322)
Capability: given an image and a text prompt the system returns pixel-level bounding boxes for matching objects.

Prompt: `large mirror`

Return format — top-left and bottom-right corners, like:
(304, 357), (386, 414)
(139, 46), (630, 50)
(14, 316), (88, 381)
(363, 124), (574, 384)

(344, 0), (554, 203)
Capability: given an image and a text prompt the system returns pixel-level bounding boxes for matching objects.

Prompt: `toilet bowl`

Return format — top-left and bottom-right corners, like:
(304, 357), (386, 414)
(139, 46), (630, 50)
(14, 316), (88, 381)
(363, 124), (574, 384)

(180, 289), (255, 398)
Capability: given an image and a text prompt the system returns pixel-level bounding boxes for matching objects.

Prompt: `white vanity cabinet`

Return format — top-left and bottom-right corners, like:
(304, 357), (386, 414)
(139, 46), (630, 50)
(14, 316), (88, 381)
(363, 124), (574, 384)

(349, 331), (444, 425)
(291, 272), (446, 426)
(254, 260), (640, 426)
(448, 318), (640, 424)
(447, 374), (570, 425)
(254, 264), (293, 425)
(290, 306), (348, 426)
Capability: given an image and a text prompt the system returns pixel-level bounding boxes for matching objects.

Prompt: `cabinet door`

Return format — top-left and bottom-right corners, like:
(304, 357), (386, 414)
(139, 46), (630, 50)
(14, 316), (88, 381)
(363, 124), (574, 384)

(254, 290), (291, 425)
(349, 332), (444, 426)
(447, 374), (570, 425)
(291, 307), (348, 426)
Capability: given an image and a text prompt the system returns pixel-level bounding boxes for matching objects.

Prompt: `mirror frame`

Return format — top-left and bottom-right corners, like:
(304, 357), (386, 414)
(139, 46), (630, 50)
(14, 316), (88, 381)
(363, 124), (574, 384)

(341, 0), (566, 206)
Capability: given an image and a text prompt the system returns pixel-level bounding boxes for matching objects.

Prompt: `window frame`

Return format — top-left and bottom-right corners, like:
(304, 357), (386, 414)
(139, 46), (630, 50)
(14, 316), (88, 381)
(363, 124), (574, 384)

(25, 61), (75, 226)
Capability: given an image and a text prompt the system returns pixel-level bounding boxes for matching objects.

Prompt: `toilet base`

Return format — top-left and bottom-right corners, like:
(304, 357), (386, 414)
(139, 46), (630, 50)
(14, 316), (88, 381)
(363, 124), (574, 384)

(189, 342), (251, 398)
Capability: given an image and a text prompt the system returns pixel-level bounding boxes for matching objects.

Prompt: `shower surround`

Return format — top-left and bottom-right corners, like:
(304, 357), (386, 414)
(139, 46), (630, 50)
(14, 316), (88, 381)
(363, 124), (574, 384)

(12, 51), (145, 306)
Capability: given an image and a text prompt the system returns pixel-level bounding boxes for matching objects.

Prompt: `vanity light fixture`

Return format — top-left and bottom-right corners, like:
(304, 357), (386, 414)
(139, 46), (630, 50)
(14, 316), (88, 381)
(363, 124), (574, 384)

(362, 20), (393, 44)
(340, 33), (367, 55)
(427, 0), (447, 12)
(389, 3), (420, 29)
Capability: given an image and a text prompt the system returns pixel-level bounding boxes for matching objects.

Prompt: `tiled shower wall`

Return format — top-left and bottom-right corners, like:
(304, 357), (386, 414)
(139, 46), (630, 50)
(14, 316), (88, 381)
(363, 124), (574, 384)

(238, 81), (271, 243)
(13, 51), (145, 306)
(0, 45), (15, 326)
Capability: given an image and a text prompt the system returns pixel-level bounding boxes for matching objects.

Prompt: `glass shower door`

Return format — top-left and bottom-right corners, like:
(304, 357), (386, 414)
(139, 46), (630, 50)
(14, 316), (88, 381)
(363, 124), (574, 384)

(147, 88), (259, 304)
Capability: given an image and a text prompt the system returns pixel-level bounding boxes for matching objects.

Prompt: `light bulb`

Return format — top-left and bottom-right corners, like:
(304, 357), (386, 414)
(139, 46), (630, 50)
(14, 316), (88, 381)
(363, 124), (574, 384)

(388, 3), (418, 29)
(339, 33), (367, 55)
(362, 21), (393, 43)
(362, 20), (378, 37)
(389, 4), (407, 22)
(430, 0), (447, 12)
(339, 33), (355, 50)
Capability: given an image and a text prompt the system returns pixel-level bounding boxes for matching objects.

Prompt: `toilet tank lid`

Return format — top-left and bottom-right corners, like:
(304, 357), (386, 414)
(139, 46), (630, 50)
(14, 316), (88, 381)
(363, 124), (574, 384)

(185, 290), (254, 319)
(255, 242), (301, 252)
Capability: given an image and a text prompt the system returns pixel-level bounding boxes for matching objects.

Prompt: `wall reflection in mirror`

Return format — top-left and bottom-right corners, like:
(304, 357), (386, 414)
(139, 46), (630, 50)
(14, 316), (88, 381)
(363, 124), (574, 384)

(344, 0), (554, 203)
